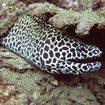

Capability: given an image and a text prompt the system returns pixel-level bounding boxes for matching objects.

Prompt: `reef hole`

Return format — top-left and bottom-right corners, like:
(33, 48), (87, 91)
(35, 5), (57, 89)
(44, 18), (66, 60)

(79, 26), (105, 62)
(65, 26), (105, 62)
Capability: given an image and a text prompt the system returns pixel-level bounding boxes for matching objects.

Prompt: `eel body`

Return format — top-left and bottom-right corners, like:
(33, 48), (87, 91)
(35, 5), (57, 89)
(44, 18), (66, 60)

(0, 15), (102, 74)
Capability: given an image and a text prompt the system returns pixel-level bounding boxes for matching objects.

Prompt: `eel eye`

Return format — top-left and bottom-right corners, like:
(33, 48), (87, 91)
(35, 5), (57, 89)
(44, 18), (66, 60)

(94, 50), (99, 54)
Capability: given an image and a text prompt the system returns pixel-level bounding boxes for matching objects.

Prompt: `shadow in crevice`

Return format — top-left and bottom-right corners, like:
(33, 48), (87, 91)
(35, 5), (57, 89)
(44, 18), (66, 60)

(66, 25), (105, 62)
(81, 26), (105, 62)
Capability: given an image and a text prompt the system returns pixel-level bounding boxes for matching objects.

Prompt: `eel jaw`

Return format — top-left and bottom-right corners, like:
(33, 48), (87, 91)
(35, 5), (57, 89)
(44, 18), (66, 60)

(67, 61), (102, 75)
(86, 61), (102, 72)
(69, 55), (102, 74)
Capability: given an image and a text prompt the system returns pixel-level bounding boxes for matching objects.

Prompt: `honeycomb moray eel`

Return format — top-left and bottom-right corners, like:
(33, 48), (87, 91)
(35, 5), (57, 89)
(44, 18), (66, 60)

(0, 15), (102, 75)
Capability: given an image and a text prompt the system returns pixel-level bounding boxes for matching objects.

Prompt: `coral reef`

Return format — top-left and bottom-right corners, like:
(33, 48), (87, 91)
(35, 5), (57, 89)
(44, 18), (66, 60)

(18, 0), (44, 5)
(0, 47), (104, 105)
(0, 47), (105, 105)
(0, 0), (105, 36)
(28, 1), (105, 36)
(60, 0), (81, 10)
(0, 0), (104, 104)
(0, 74), (28, 105)
(0, 0), (28, 36)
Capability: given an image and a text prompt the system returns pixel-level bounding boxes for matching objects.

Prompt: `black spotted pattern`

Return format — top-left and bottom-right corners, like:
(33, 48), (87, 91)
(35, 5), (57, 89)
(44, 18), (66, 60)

(0, 15), (102, 75)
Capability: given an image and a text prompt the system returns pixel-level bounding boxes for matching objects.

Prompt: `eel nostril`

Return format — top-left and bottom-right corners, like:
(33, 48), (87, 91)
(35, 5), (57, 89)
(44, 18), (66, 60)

(98, 49), (102, 54)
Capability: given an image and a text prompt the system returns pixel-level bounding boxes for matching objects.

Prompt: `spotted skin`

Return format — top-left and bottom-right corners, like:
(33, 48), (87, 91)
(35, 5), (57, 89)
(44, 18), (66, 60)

(0, 15), (102, 74)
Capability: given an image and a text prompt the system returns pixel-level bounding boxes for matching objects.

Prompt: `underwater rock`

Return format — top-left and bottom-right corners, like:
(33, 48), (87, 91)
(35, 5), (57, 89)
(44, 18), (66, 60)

(0, 0), (28, 37)
(0, 74), (28, 105)
(0, 0), (105, 36)
(28, 2), (105, 36)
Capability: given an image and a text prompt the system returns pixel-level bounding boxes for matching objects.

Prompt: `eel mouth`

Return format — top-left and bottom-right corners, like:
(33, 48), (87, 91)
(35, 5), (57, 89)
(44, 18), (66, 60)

(67, 57), (102, 72)
(68, 57), (101, 63)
